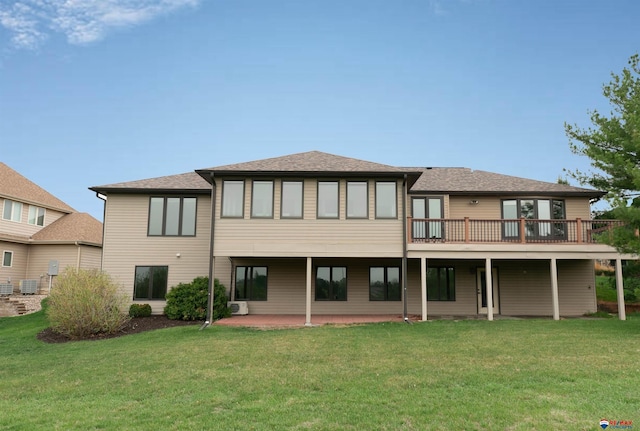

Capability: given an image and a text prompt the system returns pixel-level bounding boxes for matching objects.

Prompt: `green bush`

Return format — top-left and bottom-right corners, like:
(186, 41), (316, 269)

(129, 303), (152, 318)
(164, 277), (231, 321)
(47, 268), (130, 339)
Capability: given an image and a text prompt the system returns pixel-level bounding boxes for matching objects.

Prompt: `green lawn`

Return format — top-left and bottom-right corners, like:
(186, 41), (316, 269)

(1, 310), (639, 431)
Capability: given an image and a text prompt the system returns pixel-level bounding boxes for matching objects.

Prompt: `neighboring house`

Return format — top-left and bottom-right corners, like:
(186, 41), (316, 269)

(0, 163), (103, 294)
(90, 151), (632, 321)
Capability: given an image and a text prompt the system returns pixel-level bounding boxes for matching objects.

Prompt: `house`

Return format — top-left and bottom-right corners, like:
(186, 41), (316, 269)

(90, 151), (632, 322)
(0, 163), (103, 294)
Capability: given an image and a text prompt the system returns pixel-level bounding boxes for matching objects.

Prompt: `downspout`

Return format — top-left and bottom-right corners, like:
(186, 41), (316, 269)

(402, 174), (410, 324)
(75, 241), (81, 269)
(96, 192), (107, 271)
(201, 172), (216, 330)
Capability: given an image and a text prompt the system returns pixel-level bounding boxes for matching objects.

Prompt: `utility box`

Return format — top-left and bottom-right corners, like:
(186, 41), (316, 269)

(48, 260), (59, 276)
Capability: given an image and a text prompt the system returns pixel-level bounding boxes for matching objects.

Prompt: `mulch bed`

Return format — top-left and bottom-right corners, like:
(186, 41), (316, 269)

(597, 301), (640, 314)
(37, 316), (203, 344)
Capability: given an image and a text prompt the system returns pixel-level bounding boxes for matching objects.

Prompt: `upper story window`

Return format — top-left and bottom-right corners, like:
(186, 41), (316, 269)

(502, 199), (566, 238)
(222, 180), (244, 218)
(2, 200), (22, 222)
(281, 181), (303, 218)
(375, 182), (397, 219)
(347, 181), (368, 218)
(317, 181), (339, 219)
(148, 197), (196, 236)
(251, 180), (274, 218)
(412, 197), (444, 239)
(28, 206), (45, 226)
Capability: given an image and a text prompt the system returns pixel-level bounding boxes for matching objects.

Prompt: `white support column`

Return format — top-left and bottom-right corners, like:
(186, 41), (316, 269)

(485, 258), (493, 321)
(305, 257), (313, 326)
(615, 258), (626, 321)
(421, 257), (427, 322)
(550, 258), (560, 321)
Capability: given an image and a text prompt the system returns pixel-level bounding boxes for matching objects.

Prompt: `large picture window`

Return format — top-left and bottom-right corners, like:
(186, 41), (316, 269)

(315, 266), (347, 301)
(427, 267), (455, 301)
(317, 181), (339, 218)
(148, 197), (196, 236)
(2, 200), (22, 222)
(134, 266), (168, 300)
(222, 180), (244, 218)
(375, 182), (397, 219)
(251, 181), (274, 218)
(369, 267), (401, 301)
(502, 199), (566, 239)
(347, 181), (368, 218)
(28, 206), (45, 226)
(281, 181), (303, 218)
(235, 266), (268, 301)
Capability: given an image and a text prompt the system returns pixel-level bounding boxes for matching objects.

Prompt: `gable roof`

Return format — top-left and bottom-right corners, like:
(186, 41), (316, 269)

(197, 151), (423, 178)
(90, 172), (211, 194)
(0, 162), (76, 212)
(411, 167), (604, 197)
(31, 212), (103, 246)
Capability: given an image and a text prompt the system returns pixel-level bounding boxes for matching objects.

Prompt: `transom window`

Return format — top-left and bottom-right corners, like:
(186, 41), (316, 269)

(251, 181), (274, 218)
(28, 206), (45, 226)
(317, 181), (339, 219)
(281, 181), (303, 218)
(2, 200), (22, 222)
(375, 182), (397, 219)
(2, 251), (12, 267)
(316, 266), (347, 301)
(369, 267), (401, 301)
(134, 266), (168, 300)
(502, 199), (566, 238)
(347, 181), (368, 218)
(427, 267), (455, 301)
(222, 180), (244, 218)
(148, 197), (197, 236)
(235, 266), (268, 301)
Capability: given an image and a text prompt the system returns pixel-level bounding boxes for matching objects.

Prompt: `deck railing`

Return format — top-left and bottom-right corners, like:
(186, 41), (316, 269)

(408, 218), (625, 245)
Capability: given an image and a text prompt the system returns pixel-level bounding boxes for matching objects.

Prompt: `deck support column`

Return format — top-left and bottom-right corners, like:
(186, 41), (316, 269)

(550, 258), (560, 321)
(305, 257), (313, 326)
(421, 257), (427, 321)
(485, 258), (493, 321)
(615, 258), (626, 321)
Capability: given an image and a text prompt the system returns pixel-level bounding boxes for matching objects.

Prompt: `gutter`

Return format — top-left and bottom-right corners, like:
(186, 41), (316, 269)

(201, 172), (216, 330)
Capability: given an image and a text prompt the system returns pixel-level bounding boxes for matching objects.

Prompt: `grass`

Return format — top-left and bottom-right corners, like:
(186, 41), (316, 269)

(1, 310), (639, 430)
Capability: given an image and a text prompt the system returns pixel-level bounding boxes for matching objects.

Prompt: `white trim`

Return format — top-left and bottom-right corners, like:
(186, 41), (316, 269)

(305, 257), (312, 326)
(550, 258), (560, 320)
(420, 257), (427, 321)
(485, 258), (494, 321)
(615, 259), (626, 321)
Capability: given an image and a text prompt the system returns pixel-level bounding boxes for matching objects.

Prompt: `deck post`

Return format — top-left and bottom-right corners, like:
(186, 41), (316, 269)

(407, 216), (413, 244)
(550, 258), (560, 320)
(485, 258), (493, 321)
(421, 257), (427, 321)
(464, 217), (470, 243)
(615, 258), (626, 321)
(519, 218), (526, 243)
(305, 257), (312, 326)
(576, 218), (582, 244)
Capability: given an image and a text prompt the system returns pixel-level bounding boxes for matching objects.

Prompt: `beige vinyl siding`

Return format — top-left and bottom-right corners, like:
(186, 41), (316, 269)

(0, 241), (29, 292)
(101, 194), (211, 314)
(0, 202), (66, 237)
(447, 195), (592, 220)
(79, 245), (102, 270)
(25, 244), (79, 292)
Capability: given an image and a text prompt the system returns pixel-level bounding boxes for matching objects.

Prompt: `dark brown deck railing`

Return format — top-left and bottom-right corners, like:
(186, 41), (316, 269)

(408, 218), (624, 244)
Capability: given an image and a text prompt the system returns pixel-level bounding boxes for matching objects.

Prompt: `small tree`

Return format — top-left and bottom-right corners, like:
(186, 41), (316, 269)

(164, 277), (230, 321)
(47, 268), (130, 339)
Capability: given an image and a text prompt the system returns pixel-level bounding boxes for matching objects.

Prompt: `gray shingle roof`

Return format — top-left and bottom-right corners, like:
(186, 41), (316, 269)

(410, 167), (604, 197)
(90, 172), (211, 193)
(32, 212), (103, 245)
(0, 162), (75, 212)
(199, 151), (419, 175)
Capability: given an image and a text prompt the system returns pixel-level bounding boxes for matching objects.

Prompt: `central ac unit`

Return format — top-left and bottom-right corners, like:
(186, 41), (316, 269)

(227, 301), (249, 315)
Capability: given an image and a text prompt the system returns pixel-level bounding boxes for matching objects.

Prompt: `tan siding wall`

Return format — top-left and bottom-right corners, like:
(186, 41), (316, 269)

(0, 241), (29, 292)
(0, 199), (66, 237)
(446, 195), (593, 220)
(26, 244), (79, 293)
(557, 260), (597, 315)
(79, 246), (102, 270)
(102, 194), (211, 314)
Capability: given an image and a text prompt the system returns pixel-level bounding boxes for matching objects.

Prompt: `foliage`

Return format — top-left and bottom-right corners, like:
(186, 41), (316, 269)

(164, 277), (230, 321)
(46, 268), (130, 339)
(129, 303), (152, 318)
(566, 53), (640, 254)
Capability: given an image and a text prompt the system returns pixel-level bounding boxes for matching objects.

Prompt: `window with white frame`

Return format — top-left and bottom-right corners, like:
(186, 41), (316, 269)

(28, 206), (45, 226)
(2, 200), (22, 222)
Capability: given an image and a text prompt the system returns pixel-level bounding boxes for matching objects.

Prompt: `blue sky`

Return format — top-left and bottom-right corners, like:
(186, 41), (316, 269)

(1, 0), (639, 221)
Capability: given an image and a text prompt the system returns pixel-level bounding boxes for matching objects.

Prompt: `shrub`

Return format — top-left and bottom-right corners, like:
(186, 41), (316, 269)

(47, 268), (130, 339)
(164, 277), (230, 321)
(129, 303), (152, 318)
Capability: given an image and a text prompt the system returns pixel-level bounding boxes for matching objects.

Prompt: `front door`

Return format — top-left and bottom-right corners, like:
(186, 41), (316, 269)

(477, 268), (499, 314)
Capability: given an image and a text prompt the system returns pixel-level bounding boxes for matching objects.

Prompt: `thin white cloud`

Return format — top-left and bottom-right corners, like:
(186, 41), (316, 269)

(0, 0), (200, 49)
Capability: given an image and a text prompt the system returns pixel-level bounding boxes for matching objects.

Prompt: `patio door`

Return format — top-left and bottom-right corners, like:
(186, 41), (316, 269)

(412, 197), (444, 240)
(477, 268), (499, 314)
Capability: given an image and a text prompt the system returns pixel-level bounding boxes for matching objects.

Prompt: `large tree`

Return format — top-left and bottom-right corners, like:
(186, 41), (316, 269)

(566, 53), (640, 254)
